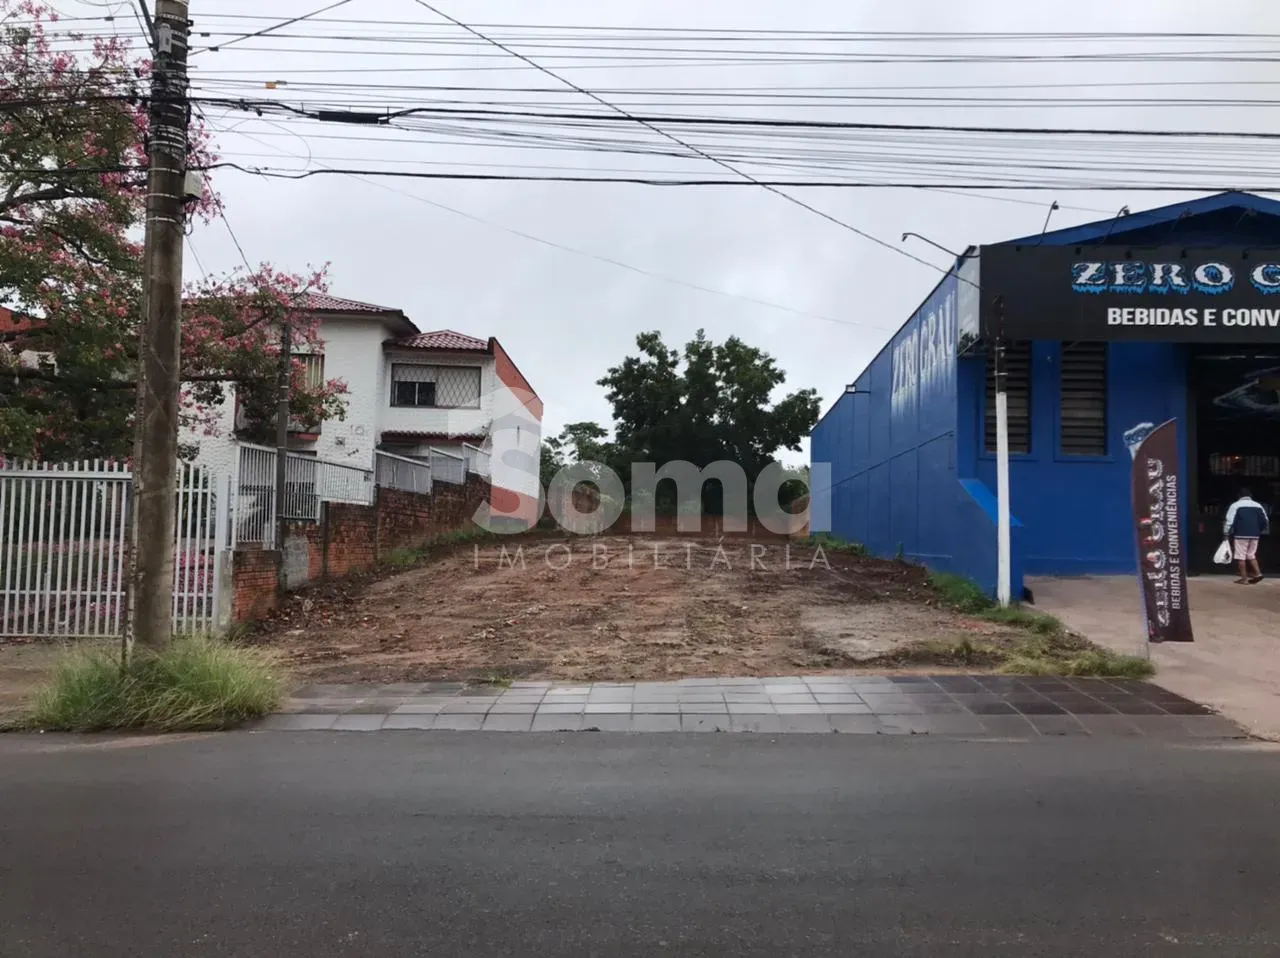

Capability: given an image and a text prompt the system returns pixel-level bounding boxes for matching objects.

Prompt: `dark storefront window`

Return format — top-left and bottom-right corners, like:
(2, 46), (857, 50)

(1059, 342), (1108, 456)
(984, 341), (1031, 454)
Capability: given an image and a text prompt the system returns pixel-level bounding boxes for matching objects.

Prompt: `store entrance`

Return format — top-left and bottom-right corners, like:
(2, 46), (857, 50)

(1189, 350), (1280, 575)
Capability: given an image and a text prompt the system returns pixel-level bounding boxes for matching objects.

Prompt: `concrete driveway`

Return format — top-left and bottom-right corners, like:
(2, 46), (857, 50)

(1030, 575), (1280, 738)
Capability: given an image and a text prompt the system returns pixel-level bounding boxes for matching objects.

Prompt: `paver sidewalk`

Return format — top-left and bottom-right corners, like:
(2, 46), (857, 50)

(1031, 576), (1280, 740)
(255, 674), (1246, 739)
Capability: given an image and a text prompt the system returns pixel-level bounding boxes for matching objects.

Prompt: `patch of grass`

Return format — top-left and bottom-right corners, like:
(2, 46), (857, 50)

(469, 671), (514, 689)
(805, 533), (869, 556)
(1001, 641), (1155, 679)
(928, 571), (994, 614)
(895, 570), (1155, 678)
(377, 525), (505, 570)
(27, 637), (284, 732)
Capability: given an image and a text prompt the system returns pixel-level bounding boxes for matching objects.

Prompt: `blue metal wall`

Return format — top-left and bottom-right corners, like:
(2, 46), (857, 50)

(966, 341), (1187, 577)
(811, 266), (1022, 595)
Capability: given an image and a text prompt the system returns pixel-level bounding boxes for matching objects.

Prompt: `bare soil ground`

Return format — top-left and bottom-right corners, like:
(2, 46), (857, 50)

(249, 535), (1024, 683)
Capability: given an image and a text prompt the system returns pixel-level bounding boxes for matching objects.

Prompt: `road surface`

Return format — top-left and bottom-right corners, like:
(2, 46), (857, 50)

(3, 732), (1278, 956)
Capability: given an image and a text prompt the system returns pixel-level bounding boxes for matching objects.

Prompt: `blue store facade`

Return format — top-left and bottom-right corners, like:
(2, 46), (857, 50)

(810, 191), (1280, 597)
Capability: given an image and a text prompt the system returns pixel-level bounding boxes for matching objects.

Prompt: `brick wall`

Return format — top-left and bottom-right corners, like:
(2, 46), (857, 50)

(233, 549), (282, 623)
(230, 476), (492, 624)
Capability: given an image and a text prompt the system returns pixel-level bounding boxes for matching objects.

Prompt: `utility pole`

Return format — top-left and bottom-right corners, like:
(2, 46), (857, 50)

(273, 318), (292, 571)
(993, 297), (1012, 608)
(128, 0), (190, 654)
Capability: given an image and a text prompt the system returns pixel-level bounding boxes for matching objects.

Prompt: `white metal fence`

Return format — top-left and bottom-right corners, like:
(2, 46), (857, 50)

(462, 442), (490, 478)
(428, 446), (466, 485)
(0, 460), (227, 638)
(375, 450), (433, 495)
(234, 444), (374, 545)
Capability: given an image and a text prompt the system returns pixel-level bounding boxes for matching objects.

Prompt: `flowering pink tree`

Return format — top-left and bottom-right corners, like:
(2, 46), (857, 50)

(0, 0), (347, 460)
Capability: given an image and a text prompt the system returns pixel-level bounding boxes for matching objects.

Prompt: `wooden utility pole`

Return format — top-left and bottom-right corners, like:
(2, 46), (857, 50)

(128, 0), (191, 652)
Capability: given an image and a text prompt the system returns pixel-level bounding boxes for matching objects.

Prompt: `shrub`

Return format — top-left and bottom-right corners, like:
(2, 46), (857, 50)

(30, 637), (283, 732)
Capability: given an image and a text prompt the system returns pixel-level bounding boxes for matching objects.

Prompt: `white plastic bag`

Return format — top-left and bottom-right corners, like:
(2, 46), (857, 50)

(1213, 539), (1234, 565)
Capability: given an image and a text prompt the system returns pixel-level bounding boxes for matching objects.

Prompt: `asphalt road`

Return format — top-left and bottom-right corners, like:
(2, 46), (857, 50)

(3, 732), (1279, 956)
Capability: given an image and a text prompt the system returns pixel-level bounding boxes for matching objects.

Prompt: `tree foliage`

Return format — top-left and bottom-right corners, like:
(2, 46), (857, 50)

(0, 1), (347, 460)
(597, 329), (819, 510)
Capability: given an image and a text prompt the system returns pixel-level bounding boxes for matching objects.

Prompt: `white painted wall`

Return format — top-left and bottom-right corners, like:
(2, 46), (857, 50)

(310, 317), (386, 470)
(379, 351), (496, 440)
(489, 379), (543, 501)
(186, 384), (239, 477)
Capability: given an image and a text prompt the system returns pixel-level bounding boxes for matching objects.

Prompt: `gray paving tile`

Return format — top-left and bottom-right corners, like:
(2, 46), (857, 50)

(1074, 714), (1145, 738)
(727, 703), (776, 715)
(861, 700), (926, 715)
(344, 701), (402, 715)
(488, 703), (539, 714)
(812, 694), (865, 704)
(331, 714), (387, 731)
(886, 715), (987, 736)
(676, 693), (727, 703)
(392, 703), (446, 715)
(511, 681), (552, 689)
(730, 714), (784, 733)
(820, 703), (873, 714)
(382, 714), (438, 730)
(586, 690), (635, 702)
(482, 714), (535, 732)
(438, 702), (493, 715)
(777, 715), (834, 733)
(717, 678), (766, 687)
(530, 714), (584, 732)
(1028, 715), (1090, 736)
(828, 715), (884, 734)
(976, 714), (1039, 738)
(536, 703), (585, 714)
(768, 693), (817, 703)
(496, 692), (547, 702)
(676, 678), (725, 687)
(632, 703), (681, 714)
(680, 703), (729, 714)
(630, 714), (682, 732)
(1178, 715), (1249, 739)
(774, 704), (824, 714)
(581, 715), (635, 732)
(584, 703), (632, 714)
(1126, 715), (1201, 738)
(433, 714), (487, 731)
(255, 713), (338, 731)
(681, 715), (730, 732)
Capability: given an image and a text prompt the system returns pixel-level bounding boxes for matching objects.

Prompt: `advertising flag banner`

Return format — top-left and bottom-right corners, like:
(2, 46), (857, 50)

(1128, 420), (1194, 643)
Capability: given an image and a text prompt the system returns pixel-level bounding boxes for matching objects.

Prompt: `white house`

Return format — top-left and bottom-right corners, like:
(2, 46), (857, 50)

(187, 293), (544, 526)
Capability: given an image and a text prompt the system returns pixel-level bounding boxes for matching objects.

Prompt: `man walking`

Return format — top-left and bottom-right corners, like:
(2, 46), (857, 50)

(1225, 488), (1270, 584)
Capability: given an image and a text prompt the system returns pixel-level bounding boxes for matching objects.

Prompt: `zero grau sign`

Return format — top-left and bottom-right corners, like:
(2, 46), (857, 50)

(978, 244), (1280, 342)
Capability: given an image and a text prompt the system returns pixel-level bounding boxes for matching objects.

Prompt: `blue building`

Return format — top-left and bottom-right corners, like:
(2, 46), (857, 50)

(810, 191), (1280, 598)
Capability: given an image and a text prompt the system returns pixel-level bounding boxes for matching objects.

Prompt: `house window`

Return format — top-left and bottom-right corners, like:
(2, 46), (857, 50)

(984, 341), (1032, 454)
(297, 354), (325, 390)
(390, 364), (481, 408)
(1059, 342), (1108, 456)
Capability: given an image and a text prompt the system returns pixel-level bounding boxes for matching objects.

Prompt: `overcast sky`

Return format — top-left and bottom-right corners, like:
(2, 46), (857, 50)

(62, 0), (1280, 462)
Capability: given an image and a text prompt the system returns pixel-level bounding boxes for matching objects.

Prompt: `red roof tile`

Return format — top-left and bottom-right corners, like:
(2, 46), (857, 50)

(294, 292), (402, 314)
(391, 329), (490, 351)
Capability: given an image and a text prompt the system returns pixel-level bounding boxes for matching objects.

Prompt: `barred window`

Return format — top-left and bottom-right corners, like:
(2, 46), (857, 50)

(391, 364), (482, 409)
(297, 354), (325, 390)
(1059, 342), (1108, 456)
(984, 341), (1032, 454)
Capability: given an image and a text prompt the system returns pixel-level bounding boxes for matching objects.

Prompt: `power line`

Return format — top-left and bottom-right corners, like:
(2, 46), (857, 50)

(404, 1), (964, 280)
(189, 0), (355, 56)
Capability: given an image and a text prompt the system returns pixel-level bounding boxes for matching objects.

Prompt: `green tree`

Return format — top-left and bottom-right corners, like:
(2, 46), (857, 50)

(598, 330), (819, 512)
(0, 2), (347, 461)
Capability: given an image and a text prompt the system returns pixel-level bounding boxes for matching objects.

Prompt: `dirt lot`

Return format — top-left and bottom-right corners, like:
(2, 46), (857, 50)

(253, 535), (1023, 683)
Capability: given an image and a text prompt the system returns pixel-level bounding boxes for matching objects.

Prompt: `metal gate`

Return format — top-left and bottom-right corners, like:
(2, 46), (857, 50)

(0, 460), (228, 638)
